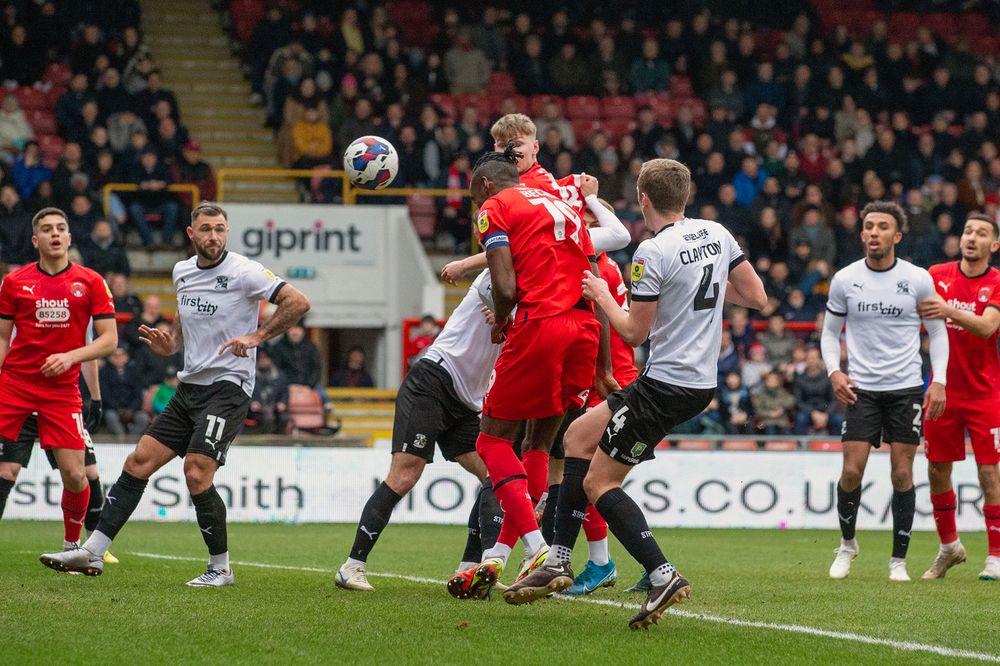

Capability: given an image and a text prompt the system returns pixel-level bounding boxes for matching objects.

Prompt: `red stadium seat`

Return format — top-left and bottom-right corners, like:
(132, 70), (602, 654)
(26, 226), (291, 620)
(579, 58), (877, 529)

(46, 85), (66, 108)
(888, 12), (921, 42)
(407, 195), (437, 240)
(601, 95), (635, 119)
(957, 12), (990, 37)
(721, 439), (758, 451)
(565, 95), (601, 121)
(28, 110), (56, 135)
(647, 97), (674, 127)
(599, 117), (635, 145)
(669, 75), (693, 98)
(43, 63), (72, 87)
(230, 0), (266, 43)
(36, 133), (64, 163)
(458, 93), (490, 117)
(429, 93), (456, 121)
(674, 439), (713, 450)
(808, 440), (842, 452)
(288, 384), (325, 431)
(764, 440), (800, 451)
(493, 94), (527, 117)
(925, 13), (958, 40)
(570, 119), (598, 144)
(487, 71), (516, 97)
(14, 86), (48, 112)
(529, 95), (564, 118)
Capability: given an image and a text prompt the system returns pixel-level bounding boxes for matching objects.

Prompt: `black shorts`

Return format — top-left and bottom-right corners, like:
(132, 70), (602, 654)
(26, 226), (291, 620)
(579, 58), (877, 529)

(0, 413), (97, 469)
(599, 376), (715, 465)
(146, 381), (250, 466)
(391, 359), (480, 463)
(842, 386), (925, 447)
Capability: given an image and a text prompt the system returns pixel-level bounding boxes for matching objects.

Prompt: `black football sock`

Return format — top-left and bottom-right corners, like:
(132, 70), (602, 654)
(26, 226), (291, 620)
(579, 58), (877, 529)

(93, 471), (147, 541)
(191, 485), (228, 557)
(0, 477), (14, 519)
(85, 477), (104, 533)
(477, 478), (503, 553)
(461, 487), (483, 563)
(595, 487), (674, 582)
(549, 458), (590, 564)
(540, 483), (560, 545)
(891, 487), (916, 559)
(837, 483), (862, 541)
(350, 482), (402, 562)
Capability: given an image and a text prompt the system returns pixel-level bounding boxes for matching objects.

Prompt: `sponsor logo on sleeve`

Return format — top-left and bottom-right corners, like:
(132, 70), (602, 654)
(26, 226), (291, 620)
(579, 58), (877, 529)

(631, 258), (645, 282)
(477, 210), (489, 235)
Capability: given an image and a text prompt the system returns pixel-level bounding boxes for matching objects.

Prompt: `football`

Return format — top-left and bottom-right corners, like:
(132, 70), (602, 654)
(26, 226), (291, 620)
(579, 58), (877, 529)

(343, 135), (399, 190)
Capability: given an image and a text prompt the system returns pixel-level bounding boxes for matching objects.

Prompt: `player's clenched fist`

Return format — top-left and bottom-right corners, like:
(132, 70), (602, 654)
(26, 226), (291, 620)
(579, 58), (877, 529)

(581, 270), (609, 304)
(580, 172), (598, 198)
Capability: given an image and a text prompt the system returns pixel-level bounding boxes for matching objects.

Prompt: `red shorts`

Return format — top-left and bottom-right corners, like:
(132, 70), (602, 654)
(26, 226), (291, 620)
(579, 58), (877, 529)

(924, 395), (1000, 465)
(586, 365), (640, 409)
(0, 373), (85, 450)
(484, 309), (600, 420)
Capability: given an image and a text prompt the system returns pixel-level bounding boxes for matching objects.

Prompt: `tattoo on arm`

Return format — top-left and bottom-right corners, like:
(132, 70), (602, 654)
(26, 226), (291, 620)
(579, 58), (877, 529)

(255, 288), (310, 343)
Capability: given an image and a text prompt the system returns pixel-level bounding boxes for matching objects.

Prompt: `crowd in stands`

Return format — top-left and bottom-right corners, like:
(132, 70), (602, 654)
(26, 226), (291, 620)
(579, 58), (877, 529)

(0, 0), (216, 263)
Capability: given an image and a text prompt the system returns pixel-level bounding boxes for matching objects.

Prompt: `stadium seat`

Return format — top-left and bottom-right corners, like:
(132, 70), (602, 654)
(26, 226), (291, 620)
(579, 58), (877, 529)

(958, 12), (990, 36)
(429, 93), (456, 121)
(288, 384), (325, 431)
(43, 62), (72, 87)
(675, 439), (713, 450)
(808, 441), (842, 452)
(46, 85), (66, 108)
(888, 12), (921, 42)
(570, 119), (598, 144)
(406, 195), (437, 240)
(601, 96), (635, 119)
(669, 75), (693, 98)
(487, 72), (517, 97)
(36, 134), (64, 165)
(565, 96), (601, 121)
(230, 0), (266, 43)
(721, 439), (758, 451)
(28, 110), (56, 135)
(529, 95), (564, 118)
(925, 13), (958, 40)
(14, 86), (48, 112)
(600, 117), (635, 145)
(764, 440), (800, 451)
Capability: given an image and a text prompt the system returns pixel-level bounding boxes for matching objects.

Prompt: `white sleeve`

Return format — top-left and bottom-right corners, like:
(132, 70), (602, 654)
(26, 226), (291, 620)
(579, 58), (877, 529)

(821, 311), (846, 376)
(585, 194), (630, 254)
(242, 260), (286, 302)
(472, 269), (494, 312)
(629, 239), (664, 302)
(826, 272), (847, 316)
(924, 317), (949, 386)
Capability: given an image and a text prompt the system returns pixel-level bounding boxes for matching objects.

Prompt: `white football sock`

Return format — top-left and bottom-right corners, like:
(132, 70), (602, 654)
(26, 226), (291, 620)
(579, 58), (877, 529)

(482, 542), (512, 564)
(209, 551), (230, 571)
(83, 530), (111, 556)
(522, 530), (546, 556)
(344, 557), (366, 570)
(587, 538), (610, 566)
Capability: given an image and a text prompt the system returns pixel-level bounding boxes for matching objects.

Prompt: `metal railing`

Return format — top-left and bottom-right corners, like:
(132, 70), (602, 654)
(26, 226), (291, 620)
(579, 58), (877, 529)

(101, 183), (201, 218)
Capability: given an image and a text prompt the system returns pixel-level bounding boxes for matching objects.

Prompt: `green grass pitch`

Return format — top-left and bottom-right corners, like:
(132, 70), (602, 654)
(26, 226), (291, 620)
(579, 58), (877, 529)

(2, 521), (997, 664)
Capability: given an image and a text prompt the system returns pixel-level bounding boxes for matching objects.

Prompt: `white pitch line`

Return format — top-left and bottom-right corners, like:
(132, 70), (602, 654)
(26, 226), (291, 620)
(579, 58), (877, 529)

(129, 552), (1000, 663)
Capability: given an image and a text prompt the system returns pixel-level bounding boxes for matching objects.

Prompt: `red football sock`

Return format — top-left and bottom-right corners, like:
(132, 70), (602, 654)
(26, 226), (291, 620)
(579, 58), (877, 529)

(476, 432), (537, 542)
(984, 504), (1000, 557)
(582, 503), (608, 542)
(930, 490), (958, 545)
(62, 485), (91, 543)
(521, 450), (550, 505)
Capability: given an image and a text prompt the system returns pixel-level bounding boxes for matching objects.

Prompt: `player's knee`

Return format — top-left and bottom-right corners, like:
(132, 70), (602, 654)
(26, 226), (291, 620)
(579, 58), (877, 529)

(977, 465), (1000, 496)
(385, 462), (421, 495)
(841, 466), (864, 488)
(183, 457), (217, 494)
(582, 474), (612, 504)
(0, 463), (19, 482)
(890, 467), (913, 490)
(60, 466), (88, 491)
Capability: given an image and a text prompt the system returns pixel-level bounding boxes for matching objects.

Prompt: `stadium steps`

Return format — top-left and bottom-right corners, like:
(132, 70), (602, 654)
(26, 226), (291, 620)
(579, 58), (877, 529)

(128, 275), (178, 316)
(326, 388), (397, 445)
(139, 0), (298, 204)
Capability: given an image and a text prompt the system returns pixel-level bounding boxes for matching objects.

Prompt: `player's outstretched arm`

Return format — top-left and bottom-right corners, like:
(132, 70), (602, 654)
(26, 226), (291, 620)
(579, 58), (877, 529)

(725, 261), (767, 310)
(441, 253), (487, 285)
(220, 284), (311, 357)
(41, 317), (118, 377)
(580, 175), (630, 254)
(918, 294), (1000, 338)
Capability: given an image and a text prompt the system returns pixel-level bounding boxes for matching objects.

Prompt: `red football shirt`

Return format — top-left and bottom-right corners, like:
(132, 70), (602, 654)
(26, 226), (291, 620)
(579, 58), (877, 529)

(520, 163), (585, 216)
(596, 252), (636, 379)
(477, 183), (593, 320)
(0, 262), (116, 390)
(929, 261), (1000, 398)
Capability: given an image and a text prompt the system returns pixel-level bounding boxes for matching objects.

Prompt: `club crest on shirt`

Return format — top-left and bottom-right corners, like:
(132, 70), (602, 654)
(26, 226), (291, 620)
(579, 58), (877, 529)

(631, 258), (645, 282)
(215, 276), (229, 290)
(979, 287), (993, 303)
(477, 210), (489, 235)
(896, 280), (911, 295)
(70, 281), (86, 298)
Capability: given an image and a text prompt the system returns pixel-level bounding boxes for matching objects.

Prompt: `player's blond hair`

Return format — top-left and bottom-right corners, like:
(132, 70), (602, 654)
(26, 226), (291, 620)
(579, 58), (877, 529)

(637, 159), (691, 214)
(490, 113), (536, 145)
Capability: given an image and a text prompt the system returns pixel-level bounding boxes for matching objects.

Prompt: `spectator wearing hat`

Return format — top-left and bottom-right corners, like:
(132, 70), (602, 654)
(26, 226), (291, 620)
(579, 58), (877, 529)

(171, 139), (216, 205)
(124, 147), (180, 248)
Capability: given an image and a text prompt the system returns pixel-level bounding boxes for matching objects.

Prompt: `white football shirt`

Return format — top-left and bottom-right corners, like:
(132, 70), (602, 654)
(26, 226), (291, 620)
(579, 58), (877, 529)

(173, 251), (285, 395)
(630, 218), (744, 388)
(825, 258), (934, 391)
(423, 270), (501, 411)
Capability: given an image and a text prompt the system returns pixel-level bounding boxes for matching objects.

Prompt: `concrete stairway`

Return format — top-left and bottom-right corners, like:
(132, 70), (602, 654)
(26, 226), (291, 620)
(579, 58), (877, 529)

(139, 0), (298, 203)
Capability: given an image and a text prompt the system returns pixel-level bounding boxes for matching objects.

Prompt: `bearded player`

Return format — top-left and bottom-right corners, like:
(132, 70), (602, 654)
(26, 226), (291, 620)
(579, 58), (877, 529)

(917, 213), (1000, 581)
(0, 207), (118, 562)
